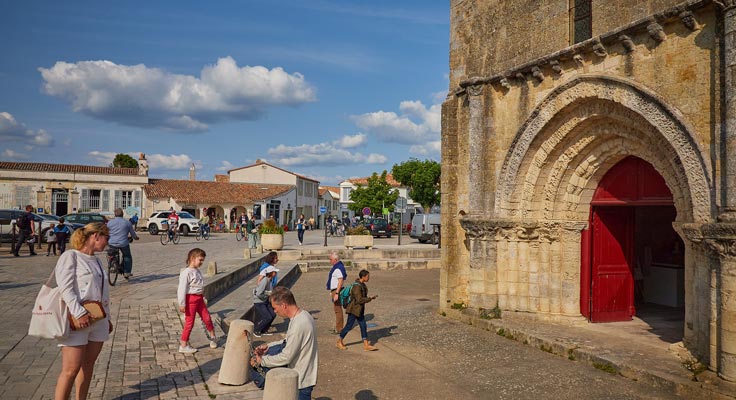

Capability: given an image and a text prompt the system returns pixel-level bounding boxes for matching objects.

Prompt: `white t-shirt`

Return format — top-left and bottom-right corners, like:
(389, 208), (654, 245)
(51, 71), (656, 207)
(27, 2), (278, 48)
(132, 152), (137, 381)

(329, 267), (345, 290)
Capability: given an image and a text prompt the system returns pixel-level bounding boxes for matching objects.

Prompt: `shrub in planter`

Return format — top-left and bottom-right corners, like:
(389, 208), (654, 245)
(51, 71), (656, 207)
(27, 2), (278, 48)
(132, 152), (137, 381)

(345, 225), (373, 249)
(259, 219), (284, 250)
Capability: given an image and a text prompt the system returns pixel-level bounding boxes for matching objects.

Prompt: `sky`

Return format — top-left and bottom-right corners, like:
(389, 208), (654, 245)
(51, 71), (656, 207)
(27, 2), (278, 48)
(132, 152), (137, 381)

(0, 1), (448, 186)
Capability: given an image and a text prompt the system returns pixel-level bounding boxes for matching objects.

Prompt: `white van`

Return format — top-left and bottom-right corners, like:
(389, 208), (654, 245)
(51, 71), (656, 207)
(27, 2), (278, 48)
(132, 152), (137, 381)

(410, 213), (440, 243)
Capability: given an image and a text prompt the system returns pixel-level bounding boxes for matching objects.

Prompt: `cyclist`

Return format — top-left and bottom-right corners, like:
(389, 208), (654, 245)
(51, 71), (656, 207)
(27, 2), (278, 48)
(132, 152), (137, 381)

(199, 208), (210, 235)
(107, 208), (139, 279)
(239, 212), (248, 234)
(167, 209), (180, 239)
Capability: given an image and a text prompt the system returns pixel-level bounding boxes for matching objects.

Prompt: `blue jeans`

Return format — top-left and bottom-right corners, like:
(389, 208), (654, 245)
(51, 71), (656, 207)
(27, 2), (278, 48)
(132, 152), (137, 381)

(339, 313), (368, 341)
(297, 228), (304, 243)
(119, 245), (133, 274)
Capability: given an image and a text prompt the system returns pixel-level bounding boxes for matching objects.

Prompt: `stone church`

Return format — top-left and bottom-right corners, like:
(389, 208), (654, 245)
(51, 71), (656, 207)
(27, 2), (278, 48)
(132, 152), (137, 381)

(440, 0), (736, 381)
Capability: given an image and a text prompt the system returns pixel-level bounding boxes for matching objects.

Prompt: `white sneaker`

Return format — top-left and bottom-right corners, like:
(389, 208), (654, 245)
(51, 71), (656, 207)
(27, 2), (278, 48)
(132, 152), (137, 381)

(178, 345), (197, 354)
(210, 340), (218, 349)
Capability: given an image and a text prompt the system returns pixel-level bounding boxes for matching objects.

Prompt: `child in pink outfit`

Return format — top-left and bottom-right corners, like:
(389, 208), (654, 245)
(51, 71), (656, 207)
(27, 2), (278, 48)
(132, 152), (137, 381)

(177, 248), (216, 353)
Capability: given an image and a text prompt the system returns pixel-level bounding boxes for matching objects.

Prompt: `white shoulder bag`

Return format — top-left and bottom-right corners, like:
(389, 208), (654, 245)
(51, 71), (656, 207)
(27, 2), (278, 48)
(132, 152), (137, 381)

(28, 269), (69, 339)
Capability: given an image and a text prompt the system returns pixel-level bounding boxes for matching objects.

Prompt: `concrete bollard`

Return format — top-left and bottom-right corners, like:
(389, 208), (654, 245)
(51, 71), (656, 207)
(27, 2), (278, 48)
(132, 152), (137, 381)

(256, 244), (263, 253)
(218, 319), (254, 385)
(263, 368), (299, 400)
(206, 261), (217, 277)
(243, 248), (252, 259)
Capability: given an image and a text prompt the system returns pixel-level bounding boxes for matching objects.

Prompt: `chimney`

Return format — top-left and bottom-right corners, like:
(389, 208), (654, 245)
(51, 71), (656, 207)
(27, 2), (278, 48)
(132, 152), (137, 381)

(189, 163), (196, 181)
(138, 153), (149, 176)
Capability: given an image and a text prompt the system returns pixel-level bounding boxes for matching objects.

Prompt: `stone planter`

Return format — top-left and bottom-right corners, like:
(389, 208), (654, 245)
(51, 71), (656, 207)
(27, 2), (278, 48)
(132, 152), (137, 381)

(261, 234), (284, 250)
(344, 235), (373, 249)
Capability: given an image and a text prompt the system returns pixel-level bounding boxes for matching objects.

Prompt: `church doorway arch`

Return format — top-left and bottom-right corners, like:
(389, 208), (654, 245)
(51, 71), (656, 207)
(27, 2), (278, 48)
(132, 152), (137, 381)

(582, 156), (684, 323)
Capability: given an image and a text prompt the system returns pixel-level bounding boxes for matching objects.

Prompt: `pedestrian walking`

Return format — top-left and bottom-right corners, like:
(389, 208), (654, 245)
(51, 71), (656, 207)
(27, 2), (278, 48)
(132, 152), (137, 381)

(46, 223), (57, 256)
(296, 214), (306, 245)
(13, 204), (37, 256)
(326, 251), (346, 334)
(177, 248), (217, 353)
(54, 217), (71, 254)
(247, 213), (257, 249)
(249, 287), (318, 400)
(54, 222), (112, 400)
(337, 269), (378, 351)
(252, 265), (278, 337)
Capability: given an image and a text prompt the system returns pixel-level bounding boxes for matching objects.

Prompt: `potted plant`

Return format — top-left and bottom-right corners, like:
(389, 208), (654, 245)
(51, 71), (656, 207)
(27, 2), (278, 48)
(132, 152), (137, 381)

(259, 218), (285, 250)
(344, 225), (373, 249)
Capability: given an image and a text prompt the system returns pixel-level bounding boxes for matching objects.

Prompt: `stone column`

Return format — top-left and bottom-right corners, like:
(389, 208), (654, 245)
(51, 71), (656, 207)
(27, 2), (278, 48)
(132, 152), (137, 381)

(459, 217), (499, 309)
(700, 222), (736, 381)
(263, 368), (299, 400)
(218, 319), (254, 385)
(467, 83), (485, 214)
(721, 2), (736, 220)
(560, 222), (587, 316)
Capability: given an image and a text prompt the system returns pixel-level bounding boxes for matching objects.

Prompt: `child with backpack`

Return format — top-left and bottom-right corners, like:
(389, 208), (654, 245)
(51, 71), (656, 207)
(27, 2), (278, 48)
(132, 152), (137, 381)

(177, 248), (217, 353)
(336, 269), (378, 351)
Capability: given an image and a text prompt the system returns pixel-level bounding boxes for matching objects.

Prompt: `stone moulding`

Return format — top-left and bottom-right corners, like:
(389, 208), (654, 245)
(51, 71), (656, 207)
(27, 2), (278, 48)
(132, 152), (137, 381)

(682, 222), (736, 257)
(459, 216), (586, 243)
(454, 0), (713, 96)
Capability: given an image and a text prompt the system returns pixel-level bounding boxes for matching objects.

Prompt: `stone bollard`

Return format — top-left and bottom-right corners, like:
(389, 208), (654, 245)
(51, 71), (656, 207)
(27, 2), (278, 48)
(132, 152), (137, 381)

(256, 244), (263, 253)
(297, 262), (308, 273)
(218, 319), (254, 385)
(243, 248), (252, 259)
(206, 261), (217, 277)
(263, 368), (298, 400)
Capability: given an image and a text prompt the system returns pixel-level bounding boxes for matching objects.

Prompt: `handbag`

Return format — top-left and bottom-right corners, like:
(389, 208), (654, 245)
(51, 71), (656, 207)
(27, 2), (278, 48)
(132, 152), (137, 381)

(69, 301), (107, 330)
(28, 270), (69, 339)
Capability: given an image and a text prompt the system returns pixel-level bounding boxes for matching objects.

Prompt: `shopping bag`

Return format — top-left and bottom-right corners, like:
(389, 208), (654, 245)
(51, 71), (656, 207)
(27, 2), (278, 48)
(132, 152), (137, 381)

(28, 271), (69, 339)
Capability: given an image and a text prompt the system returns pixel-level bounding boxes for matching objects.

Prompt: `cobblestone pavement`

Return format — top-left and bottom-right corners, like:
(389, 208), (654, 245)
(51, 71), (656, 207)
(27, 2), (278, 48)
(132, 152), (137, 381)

(0, 230), (688, 399)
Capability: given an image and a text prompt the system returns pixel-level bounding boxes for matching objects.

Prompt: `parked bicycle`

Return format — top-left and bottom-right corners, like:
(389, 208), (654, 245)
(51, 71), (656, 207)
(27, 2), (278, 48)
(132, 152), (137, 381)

(195, 224), (210, 241)
(107, 246), (123, 286)
(161, 228), (180, 245)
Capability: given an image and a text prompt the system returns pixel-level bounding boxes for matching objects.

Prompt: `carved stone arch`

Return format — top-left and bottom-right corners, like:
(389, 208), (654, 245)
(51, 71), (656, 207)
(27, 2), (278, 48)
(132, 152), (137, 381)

(495, 75), (713, 222)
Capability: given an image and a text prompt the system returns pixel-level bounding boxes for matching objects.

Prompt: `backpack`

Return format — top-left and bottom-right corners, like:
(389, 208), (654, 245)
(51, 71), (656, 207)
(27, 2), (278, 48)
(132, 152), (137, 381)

(339, 282), (359, 309)
(17, 213), (31, 230)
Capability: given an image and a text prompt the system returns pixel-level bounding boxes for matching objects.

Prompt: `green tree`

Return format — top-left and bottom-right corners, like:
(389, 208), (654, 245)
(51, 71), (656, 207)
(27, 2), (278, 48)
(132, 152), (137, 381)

(391, 158), (441, 212)
(348, 171), (399, 216)
(111, 153), (138, 168)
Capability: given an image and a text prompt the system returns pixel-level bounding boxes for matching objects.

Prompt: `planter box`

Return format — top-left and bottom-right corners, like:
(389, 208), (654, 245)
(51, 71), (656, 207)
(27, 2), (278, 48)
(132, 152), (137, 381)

(344, 235), (373, 249)
(261, 234), (284, 250)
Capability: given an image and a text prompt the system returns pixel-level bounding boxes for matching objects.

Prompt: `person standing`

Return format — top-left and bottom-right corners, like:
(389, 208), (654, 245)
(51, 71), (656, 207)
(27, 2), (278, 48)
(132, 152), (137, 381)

(336, 270), (378, 351)
(326, 251), (346, 334)
(46, 223), (57, 256)
(13, 204), (37, 256)
(250, 287), (318, 400)
(177, 248), (217, 353)
(54, 217), (71, 254)
(54, 222), (113, 400)
(296, 214), (306, 245)
(253, 265), (278, 337)
(107, 208), (139, 279)
(129, 212), (139, 231)
(246, 213), (257, 249)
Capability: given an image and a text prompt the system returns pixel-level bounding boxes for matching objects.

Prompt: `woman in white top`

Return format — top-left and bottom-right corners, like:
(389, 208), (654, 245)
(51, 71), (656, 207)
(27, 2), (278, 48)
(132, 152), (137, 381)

(54, 222), (112, 400)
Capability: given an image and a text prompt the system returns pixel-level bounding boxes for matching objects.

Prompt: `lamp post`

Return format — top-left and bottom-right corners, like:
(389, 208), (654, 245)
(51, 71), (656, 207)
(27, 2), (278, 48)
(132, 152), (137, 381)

(323, 217), (328, 247)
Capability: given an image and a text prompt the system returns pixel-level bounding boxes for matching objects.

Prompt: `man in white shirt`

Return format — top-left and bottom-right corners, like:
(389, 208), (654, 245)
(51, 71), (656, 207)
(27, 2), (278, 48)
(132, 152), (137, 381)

(250, 287), (318, 400)
(326, 251), (346, 334)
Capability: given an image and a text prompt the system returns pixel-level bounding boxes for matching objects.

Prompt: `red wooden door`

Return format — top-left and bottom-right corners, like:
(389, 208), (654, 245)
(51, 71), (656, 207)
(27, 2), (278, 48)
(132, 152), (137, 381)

(591, 207), (634, 322)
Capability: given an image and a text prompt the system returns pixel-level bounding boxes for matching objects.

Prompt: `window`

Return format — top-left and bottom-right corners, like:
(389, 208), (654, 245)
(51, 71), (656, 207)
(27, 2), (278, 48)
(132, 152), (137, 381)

(115, 190), (134, 209)
(570, 0), (592, 44)
(15, 186), (32, 209)
(341, 187), (352, 202)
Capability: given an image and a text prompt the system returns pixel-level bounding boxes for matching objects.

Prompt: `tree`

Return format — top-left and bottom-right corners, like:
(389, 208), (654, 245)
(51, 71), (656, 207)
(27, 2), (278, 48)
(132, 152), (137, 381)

(392, 158), (441, 212)
(348, 171), (400, 217)
(112, 153), (138, 168)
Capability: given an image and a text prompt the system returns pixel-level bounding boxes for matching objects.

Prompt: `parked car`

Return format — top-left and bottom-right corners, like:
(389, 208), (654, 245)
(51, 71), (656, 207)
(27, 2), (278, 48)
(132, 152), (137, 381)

(61, 212), (108, 225)
(410, 213), (441, 243)
(146, 210), (200, 236)
(0, 209), (81, 243)
(368, 218), (392, 238)
(36, 213), (83, 243)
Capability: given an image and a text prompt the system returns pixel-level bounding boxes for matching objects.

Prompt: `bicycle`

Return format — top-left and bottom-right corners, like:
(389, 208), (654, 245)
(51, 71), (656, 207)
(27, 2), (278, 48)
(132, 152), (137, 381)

(235, 225), (246, 241)
(107, 246), (123, 286)
(161, 228), (180, 245)
(195, 224), (210, 241)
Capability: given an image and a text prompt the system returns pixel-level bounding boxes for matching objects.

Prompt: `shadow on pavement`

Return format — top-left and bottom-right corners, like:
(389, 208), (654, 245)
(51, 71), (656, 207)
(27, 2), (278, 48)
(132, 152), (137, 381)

(116, 358), (222, 400)
(0, 281), (35, 290)
(131, 273), (178, 283)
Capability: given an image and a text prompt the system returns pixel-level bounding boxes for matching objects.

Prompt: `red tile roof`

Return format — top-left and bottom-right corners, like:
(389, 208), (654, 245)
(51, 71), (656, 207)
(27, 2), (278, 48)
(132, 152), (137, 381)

(144, 179), (294, 204)
(319, 186), (340, 196)
(347, 173), (400, 187)
(228, 159), (320, 183)
(0, 161), (140, 175)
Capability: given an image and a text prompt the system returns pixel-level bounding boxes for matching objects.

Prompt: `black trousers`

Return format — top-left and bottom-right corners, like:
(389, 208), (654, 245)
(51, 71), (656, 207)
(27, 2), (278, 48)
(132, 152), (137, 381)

(14, 229), (35, 254)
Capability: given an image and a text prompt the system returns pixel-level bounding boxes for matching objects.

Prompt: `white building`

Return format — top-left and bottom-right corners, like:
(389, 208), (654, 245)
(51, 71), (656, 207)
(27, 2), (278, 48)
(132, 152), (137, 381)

(338, 173), (419, 224)
(227, 159), (319, 228)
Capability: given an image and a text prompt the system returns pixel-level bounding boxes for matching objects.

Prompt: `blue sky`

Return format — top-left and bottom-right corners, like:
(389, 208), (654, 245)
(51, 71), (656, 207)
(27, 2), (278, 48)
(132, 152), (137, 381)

(0, 1), (448, 185)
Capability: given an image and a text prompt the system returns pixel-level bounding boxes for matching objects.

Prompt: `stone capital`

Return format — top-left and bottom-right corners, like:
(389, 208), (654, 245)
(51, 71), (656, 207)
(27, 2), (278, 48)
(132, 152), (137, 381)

(687, 222), (736, 258)
(467, 84), (484, 97)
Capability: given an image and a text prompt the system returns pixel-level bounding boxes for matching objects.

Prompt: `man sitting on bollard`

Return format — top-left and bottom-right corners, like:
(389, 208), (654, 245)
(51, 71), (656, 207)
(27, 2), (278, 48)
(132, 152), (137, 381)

(249, 287), (318, 400)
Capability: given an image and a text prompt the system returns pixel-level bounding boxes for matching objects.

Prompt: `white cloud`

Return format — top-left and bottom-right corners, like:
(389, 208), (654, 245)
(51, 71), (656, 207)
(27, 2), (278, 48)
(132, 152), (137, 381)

(147, 154), (198, 170)
(352, 100), (440, 145)
(87, 151), (119, 165)
(267, 142), (386, 167)
(0, 112), (54, 147)
(39, 56), (317, 132)
(217, 160), (236, 171)
(409, 141), (441, 157)
(2, 149), (30, 160)
(335, 133), (367, 148)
